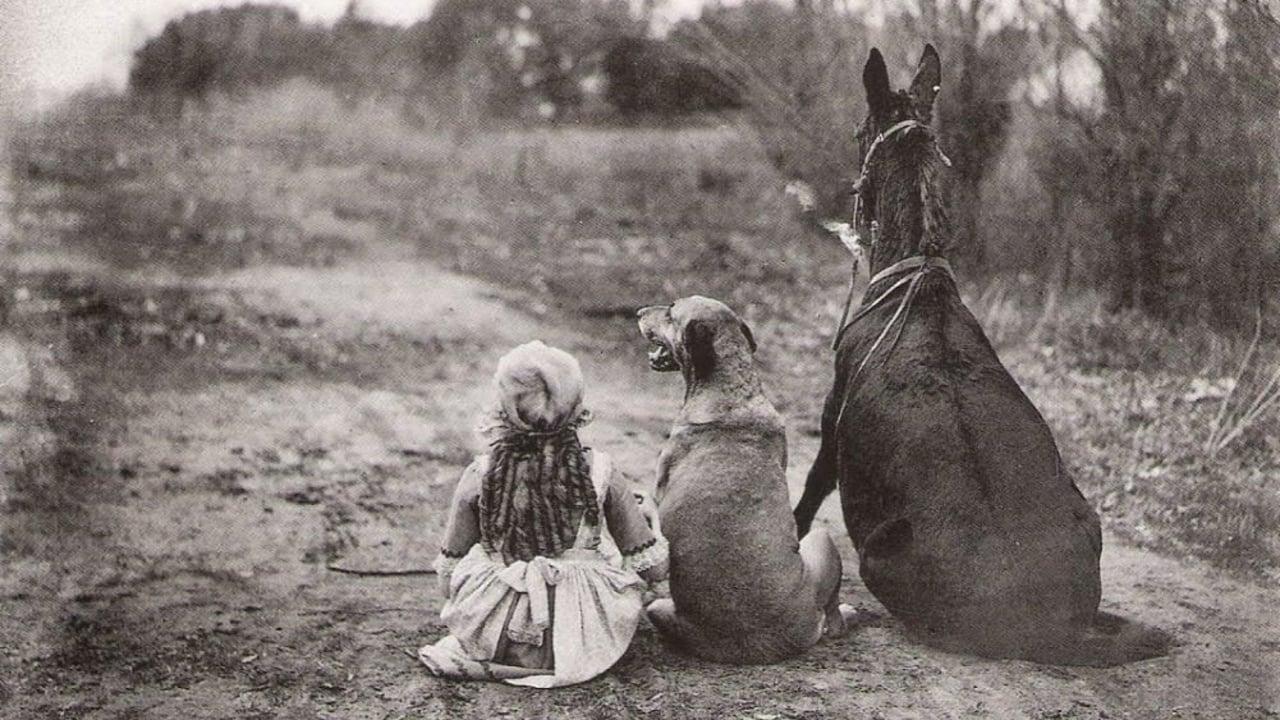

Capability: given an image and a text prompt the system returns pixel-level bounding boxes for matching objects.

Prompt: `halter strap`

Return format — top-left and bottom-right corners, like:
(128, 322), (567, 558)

(853, 120), (953, 195)
(830, 255), (955, 432)
(867, 254), (952, 287)
(830, 118), (953, 351)
(831, 255), (954, 351)
(857, 120), (924, 185)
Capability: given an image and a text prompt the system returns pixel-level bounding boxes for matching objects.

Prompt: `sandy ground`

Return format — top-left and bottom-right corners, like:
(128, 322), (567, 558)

(2, 232), (1279, 719)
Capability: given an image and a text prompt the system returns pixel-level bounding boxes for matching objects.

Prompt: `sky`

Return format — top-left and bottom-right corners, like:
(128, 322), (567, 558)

(0, 0), (706, 108)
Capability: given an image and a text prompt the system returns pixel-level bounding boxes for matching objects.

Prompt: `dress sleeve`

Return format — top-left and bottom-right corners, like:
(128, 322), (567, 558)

(602, 467), (669, 583)
(433, 457), (485, 597)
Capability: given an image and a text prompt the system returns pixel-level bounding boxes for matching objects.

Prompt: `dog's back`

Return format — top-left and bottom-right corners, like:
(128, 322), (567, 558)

(658, 417), (821, 663)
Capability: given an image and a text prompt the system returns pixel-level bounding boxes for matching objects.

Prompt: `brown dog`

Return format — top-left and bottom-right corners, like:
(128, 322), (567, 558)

(637, 296), (852, 664)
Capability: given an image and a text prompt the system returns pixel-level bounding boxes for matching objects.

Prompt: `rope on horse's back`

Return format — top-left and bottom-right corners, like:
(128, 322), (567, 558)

(830, 256), (955, 431)
(827, 114), (958, 446)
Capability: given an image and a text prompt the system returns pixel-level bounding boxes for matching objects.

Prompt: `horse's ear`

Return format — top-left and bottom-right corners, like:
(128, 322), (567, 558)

(863, 47), (893, 125)
(909, 43), (942, 122)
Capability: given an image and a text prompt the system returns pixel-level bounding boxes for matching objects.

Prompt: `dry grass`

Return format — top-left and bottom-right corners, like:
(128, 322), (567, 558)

(964, 283), (1280, 577)
(1206, 311), (1280, 457)
(9, 83), (1279, 580)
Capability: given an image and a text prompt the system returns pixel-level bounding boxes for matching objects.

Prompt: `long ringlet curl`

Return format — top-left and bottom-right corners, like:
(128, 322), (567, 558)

(477, 420), (599, 565)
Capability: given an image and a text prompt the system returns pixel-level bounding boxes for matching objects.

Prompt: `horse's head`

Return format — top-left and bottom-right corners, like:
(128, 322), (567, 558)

(853, 44), (950, 273)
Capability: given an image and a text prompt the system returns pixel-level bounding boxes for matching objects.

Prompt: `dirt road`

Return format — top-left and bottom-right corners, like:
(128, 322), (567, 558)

(2, 235), (1278, 719)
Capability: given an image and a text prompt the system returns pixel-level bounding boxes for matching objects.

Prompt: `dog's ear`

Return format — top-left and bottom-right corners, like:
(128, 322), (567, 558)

(680, 318), (717, 380)
(739, 318), (757, 354)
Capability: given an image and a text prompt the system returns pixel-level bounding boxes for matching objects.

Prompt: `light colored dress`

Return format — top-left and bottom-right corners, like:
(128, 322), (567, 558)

(419, 450), (667, 688)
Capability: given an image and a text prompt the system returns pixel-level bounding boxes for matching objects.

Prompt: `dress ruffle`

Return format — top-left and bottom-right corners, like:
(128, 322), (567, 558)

(621, 535), (669, 575)
(420, 544), (645, 687)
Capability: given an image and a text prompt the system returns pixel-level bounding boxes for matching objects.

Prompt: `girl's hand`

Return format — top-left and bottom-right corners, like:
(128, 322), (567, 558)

(641, 580), (671, 606)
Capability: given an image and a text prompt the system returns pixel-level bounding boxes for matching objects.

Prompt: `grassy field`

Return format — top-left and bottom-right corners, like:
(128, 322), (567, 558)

(3, 84), (1279, 718)
(15, 82), (1275, 579)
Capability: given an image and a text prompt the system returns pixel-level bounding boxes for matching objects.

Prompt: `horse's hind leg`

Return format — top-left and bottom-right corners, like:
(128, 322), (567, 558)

(794, 392), (839, 537)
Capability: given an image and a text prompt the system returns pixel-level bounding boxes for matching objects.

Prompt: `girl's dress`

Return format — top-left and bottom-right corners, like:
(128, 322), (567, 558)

(419, 449), (667, 688)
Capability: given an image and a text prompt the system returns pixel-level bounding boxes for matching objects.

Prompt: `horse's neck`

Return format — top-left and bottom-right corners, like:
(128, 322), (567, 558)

(868, 239), (919, 276)
(866, 157), (948, 274)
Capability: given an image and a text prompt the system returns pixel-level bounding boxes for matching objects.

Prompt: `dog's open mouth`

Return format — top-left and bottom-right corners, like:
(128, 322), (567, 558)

(647, 342), (679, 372)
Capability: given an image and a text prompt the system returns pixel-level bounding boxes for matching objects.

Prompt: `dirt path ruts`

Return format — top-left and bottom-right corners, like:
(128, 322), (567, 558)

(1, 247), (1278, 719)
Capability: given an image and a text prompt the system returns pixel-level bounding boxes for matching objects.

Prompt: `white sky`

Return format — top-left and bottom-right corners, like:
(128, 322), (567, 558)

(0, 0), (706, 107)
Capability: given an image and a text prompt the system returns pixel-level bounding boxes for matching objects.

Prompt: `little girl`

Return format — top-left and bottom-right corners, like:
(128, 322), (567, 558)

(419, 341), (668, 687)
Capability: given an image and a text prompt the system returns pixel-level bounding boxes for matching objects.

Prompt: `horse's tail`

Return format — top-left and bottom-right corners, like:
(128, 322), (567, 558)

(918, 610), (1173, 668)
(1018, 611), (1173, 668)
(859, 519), (1172, 667)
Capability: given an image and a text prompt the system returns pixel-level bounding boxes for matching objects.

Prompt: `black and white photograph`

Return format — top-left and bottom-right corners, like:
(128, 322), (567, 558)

(1, 0), (1278, 717)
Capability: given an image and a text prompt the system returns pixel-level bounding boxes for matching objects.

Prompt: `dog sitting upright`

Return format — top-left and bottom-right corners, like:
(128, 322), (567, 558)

(637, 296), (854, 663)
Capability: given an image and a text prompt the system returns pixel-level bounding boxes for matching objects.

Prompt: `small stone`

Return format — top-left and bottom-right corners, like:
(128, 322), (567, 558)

(1101, 492), (1119, 511)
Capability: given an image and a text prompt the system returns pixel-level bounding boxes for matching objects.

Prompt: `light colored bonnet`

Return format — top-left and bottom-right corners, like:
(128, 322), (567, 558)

(481, 340), (590, 438)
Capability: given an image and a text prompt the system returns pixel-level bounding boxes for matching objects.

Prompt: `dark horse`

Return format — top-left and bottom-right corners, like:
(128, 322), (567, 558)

(793, 44), (1170, 666)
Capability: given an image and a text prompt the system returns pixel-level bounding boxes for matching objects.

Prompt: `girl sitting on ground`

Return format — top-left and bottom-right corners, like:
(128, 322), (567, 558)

(419, 341), (669, 687)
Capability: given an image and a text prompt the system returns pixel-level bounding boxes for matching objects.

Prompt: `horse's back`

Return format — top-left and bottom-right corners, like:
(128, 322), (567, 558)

(837, 286), (1101, 641)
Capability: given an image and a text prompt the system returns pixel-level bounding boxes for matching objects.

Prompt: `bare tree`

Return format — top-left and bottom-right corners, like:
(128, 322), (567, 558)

(1034, 0), (1280, 322)
(674, 0), (868, 224)
(887, 0), (1032, 271)
(680, 0), (1030, 260)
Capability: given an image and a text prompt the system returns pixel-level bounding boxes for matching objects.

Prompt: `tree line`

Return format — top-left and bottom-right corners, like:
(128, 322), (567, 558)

(127, 1), (736, 121)
(127, 0), (1280, 327)
(685, 0), (1278, 326)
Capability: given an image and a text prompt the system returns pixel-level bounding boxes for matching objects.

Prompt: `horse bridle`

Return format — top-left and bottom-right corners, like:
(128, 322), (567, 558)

(829, 118), (956, 430)
(832, 118), (953, 351)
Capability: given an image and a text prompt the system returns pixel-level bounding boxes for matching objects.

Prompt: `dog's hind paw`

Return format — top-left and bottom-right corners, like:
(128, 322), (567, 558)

(823, 603), (870, 640)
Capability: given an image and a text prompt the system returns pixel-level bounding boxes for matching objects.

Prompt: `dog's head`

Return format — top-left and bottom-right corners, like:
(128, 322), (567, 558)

(636, 296), (756, 380)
